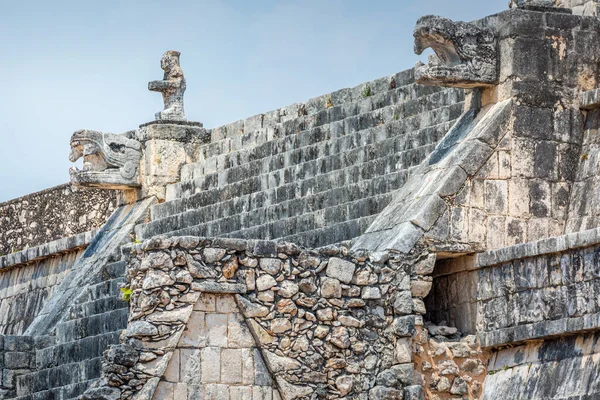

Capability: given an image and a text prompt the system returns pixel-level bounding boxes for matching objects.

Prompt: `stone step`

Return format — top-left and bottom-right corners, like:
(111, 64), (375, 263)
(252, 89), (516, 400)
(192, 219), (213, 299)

(16, 358), (103, 397)
(143, 186), (399, 250)
(153, 117), (450, 223)
(222, 213), (380, 248)
(181, 81), (452, 181)
(154, 137), (430, 224)
(67, 296), (128, 322)
(138, 149), (416, 240)
(74, 277), (126, 305)
(102, 260), (126, 280)
(56, 308), (128, 343)
(217, 192), (392, 240)
(173, 95), (462, 201)
(158, 114), (456, 219)
(35, 331), (121, 371)
(12, 379), (96, 400)
(277, 215), (379, 248)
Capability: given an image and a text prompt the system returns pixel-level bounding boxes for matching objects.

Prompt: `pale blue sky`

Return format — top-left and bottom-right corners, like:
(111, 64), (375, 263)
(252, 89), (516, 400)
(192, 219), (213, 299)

(0, 0), (506, 202)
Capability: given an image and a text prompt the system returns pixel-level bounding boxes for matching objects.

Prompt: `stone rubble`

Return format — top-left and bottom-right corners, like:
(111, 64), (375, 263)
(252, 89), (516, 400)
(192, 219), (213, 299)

(80, 236), (438, 400)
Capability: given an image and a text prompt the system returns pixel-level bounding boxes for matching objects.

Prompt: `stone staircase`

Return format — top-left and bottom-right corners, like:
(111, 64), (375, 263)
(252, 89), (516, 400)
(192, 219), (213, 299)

(13, 261), (128, 400)
(136, 69), (465, 248)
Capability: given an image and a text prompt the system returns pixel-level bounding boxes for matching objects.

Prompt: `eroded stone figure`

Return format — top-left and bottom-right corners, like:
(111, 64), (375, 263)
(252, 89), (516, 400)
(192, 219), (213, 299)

(413, 15), (498, 88)
(148, 50), (186, 121)
(69, 129), (142, 189)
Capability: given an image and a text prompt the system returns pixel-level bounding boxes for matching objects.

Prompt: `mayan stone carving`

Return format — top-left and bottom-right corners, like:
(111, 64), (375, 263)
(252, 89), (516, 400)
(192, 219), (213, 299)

(148, 50), (186, 121)
(414, 16), (498, 88)
(69, 129), (142, 189)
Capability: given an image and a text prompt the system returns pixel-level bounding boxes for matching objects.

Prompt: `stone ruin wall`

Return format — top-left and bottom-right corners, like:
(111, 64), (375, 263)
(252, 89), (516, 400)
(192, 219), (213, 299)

(426, 226), (600, 398)
(6, 2), (600, 400)
(0, 184), (118, 255)
(84, 236), (439, 400)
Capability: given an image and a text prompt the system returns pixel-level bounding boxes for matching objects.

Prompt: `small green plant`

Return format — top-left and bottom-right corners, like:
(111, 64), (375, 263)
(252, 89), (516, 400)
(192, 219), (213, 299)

(120, 287), (133, 302)
(134, 238), (142, 244)
(362, 85), (372, 98)
(581, 152), (590, 161)
(394, 113), (399, 120)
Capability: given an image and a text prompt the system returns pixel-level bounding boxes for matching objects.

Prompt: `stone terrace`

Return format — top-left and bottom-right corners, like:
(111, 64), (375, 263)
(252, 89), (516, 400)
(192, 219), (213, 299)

(136, 68), (465, 248)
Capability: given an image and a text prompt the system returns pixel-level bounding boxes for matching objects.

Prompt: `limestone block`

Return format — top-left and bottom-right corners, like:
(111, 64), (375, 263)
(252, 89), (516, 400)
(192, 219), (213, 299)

(325, 258), (356, 283)
(221, 349), (243, 384)
(173, 383), (188, 399)
(260, 258), (282, 275)
(179, 311), (207, 348)
(228, 313), (255, 348)
(163, 349), (180, 382)
(142, 139), (187, 179)
(321, 278), (342, 298)
(201, 347), (221, 383)
(216, 295), (239, 313)
(152, 382), (174, 400)
(230, 386), (252, 399)
(205, 384), (229, 399)
(179, 349), (202, 386)
(241, 348), (255, 385)
(263, 350), (302, 373)
(206, 314), (228, 347)
(485, 180), (508, 215)
(395, 338), (412, 363)
(194, 293), (216, 312)
(253, 386), (275, 400)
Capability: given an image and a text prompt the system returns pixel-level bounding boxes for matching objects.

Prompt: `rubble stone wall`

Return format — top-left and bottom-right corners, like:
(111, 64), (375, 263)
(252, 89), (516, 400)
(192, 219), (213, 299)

(82, 236), (438, 400)
(0, 184), (118, 255)
(413, 326), (489, 400)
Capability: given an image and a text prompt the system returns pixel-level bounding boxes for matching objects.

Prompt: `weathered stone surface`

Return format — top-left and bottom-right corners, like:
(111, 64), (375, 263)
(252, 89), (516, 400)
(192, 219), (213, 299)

(369, 386), (403, 399)
(414, 15), (498, 88)
(142, 269), (175, 290)
(0, 183), (117, 256)
(236, 295), (270, 317)
(256, 275), (277, 291)
(326, 258), (356, 284)
(260, 258), (283, 275)
(79, 387), (121, 400)
(106, 344), (139, 368)
(148, 50), (187, 121)
(321, 278), (342, 298)
(69, 129), (142, 189)
(126, 321), (159, 338)
(263, 351), (302, 373)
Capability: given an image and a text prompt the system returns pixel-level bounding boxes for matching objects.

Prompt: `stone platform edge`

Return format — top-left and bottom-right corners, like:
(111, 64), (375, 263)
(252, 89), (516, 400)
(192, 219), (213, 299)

(477, 227), (600, 268)
(0, 229), (99, 270)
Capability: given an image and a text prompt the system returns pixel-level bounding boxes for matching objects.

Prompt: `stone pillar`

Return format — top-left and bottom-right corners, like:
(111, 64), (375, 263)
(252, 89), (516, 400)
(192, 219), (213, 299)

(138, 121), (210, 201)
